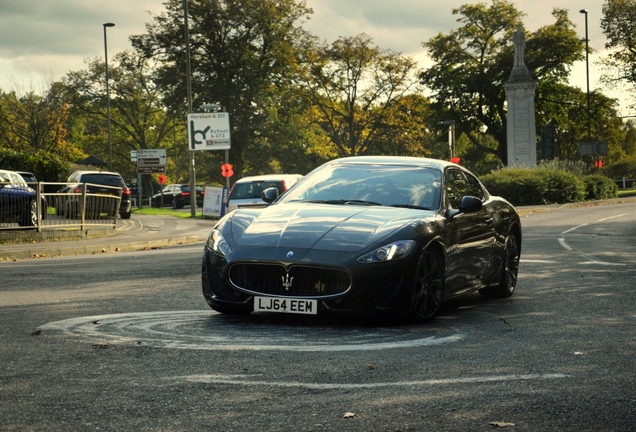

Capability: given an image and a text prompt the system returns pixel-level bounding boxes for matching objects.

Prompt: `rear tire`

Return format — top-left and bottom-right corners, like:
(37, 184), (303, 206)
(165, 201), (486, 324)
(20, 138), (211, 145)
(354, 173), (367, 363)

(479, 233), (520, 298)
(407, 247), (445, 323)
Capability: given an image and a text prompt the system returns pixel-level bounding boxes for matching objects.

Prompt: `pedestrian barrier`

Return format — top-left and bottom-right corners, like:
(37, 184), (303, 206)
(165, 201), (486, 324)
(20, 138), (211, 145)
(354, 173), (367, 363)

(0, 181), (121, 232)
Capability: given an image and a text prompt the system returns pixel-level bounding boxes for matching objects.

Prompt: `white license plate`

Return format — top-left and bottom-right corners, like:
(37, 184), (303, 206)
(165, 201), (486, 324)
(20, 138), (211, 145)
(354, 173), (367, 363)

(254, 297), (317, 315)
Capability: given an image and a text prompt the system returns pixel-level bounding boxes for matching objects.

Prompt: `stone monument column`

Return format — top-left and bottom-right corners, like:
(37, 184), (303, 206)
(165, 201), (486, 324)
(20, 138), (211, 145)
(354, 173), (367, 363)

(504, 25), (537, 167)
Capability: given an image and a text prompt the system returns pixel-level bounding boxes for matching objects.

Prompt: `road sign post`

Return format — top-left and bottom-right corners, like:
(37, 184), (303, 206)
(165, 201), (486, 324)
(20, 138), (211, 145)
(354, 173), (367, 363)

(136, 149), (168, 208)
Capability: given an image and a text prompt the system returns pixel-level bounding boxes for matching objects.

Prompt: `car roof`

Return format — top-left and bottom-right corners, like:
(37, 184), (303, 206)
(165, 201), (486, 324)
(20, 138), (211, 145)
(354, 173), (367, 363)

(71, 170), (122, 176)
(0, 169), (29, 185)
(327, 156), (453, 170)
(234, 174), (303, 183)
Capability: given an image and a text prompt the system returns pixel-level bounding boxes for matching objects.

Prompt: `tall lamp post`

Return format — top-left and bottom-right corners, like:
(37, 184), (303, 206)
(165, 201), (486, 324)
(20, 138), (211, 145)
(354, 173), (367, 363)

(103, 22), (115, 171)
(579, 9), (591, 140)
(183, 0), (197, 217)
(437, 120), (456, 160)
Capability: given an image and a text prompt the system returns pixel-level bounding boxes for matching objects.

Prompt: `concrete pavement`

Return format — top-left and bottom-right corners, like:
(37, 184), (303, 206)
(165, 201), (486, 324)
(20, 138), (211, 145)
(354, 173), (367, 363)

(0, 214), (216, 260)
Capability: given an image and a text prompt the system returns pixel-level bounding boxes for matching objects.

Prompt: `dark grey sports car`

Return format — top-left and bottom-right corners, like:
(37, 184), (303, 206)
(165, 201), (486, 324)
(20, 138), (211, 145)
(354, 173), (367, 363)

(201, 156), (521, 323)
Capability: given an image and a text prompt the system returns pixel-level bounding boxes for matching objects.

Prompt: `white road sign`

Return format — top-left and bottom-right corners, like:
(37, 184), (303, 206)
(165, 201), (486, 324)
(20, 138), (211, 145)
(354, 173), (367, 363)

(137, 149), (167, 166)
(187, 112), (231, 151)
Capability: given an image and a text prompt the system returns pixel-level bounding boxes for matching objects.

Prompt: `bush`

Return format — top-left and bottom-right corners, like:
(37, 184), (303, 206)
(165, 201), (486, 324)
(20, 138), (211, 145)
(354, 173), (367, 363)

(481, 168), (545, 205)
(0, 149), (68, 181)
(481, 167), (586, 206)
(582, 175), (618, 200)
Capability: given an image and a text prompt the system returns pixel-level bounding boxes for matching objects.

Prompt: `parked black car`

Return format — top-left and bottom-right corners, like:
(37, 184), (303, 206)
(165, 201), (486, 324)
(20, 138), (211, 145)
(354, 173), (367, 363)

(202, 156), (521, 323)
(58, 170), (132, 219)
(0, 169), (38, 227)
(151, 184), (204, 209)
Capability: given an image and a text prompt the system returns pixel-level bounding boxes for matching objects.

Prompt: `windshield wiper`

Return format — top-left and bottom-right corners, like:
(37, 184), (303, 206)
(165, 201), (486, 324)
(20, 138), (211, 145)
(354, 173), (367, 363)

(306, 199), (382, 206)
(390, 204), (431, 210)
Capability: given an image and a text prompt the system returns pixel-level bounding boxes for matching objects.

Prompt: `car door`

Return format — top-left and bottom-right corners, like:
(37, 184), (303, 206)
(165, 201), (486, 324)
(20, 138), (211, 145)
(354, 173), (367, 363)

(443, 168), (496, 293)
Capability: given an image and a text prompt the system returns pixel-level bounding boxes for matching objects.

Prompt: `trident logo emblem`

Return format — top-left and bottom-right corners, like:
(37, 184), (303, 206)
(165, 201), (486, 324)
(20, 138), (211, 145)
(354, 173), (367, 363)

(281, 272), (294, 292)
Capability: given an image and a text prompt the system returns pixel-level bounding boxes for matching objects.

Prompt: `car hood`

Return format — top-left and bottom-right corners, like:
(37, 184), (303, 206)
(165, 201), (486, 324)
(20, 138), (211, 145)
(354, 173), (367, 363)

(228, 203), (431, 251)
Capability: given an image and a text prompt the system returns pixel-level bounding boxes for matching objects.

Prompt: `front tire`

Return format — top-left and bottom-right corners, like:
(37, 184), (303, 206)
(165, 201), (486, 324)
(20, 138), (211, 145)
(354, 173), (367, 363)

(19, 200), (37, 227)
(408, 247), (445, 323)
(480, 233), (520, 298)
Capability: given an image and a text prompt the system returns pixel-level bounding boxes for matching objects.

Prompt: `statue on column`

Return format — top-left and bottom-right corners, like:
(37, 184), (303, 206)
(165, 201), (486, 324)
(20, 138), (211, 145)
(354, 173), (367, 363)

(510, 24), (530, 81)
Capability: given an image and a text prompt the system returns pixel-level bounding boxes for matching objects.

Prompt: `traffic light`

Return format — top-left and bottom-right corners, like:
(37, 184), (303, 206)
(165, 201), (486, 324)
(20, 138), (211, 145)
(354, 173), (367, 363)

(158, 174), (166, 185)
(221, 163), (234, 178)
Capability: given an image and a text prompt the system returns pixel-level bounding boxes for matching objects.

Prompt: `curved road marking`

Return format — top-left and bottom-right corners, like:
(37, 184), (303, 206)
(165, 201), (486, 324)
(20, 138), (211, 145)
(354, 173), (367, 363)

(558, 238), (572, 250)
(39, 311), (465, 352)
(176, 373), (569, 389)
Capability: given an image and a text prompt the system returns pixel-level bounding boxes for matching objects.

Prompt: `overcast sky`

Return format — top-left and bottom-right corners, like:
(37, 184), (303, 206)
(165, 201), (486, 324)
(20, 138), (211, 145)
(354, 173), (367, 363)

(0, 0), (627, 114)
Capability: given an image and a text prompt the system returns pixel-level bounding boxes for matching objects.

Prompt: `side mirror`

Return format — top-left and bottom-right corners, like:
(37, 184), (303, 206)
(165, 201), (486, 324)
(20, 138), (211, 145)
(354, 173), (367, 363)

(261, 187), (279, 204)
(459, 195), (482, 213)
(448, 195), (482, 218)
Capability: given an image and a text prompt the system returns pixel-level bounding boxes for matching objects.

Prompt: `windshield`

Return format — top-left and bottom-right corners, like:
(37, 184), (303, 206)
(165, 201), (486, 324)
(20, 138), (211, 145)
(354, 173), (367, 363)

(278, 164), (442, 210)
(230, 181), (283, 200)
(81, 174), (124, 187)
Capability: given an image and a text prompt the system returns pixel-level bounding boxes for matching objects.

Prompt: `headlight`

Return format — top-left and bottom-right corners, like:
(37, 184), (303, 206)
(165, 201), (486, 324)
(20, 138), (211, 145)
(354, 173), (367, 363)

(357, 240), (416, 263)
(207, 229), (231, 256)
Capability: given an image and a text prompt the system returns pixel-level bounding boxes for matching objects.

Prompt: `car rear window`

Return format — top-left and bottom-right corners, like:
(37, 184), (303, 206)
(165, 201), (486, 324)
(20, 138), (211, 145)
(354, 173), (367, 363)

(80, 174), (125, 187)
(230, 181), (283, 200)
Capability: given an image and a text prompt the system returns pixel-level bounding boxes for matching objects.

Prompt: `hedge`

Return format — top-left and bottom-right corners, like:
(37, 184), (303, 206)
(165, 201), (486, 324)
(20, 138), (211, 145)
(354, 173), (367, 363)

(480, 168), (587, 206)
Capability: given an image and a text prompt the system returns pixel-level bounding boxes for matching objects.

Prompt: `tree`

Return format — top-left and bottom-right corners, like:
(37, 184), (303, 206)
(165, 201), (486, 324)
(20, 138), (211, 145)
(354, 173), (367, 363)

(130, 0), (313, 180)
(419, 1), (584, 165)
(535, 81), (626, 168)
(61, 50), (180, 188)
(0, 88), (83, 162)
(298, 34), (421, 157)
(600, 1), (636, 87)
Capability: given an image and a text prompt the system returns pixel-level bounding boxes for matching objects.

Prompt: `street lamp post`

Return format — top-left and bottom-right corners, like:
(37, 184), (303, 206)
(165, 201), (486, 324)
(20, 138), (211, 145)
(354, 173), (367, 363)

(579, 9), (591, 140)
(183, 0), (197, 217)
(103, 22), (115, 171)
(437, 120), (456, 159)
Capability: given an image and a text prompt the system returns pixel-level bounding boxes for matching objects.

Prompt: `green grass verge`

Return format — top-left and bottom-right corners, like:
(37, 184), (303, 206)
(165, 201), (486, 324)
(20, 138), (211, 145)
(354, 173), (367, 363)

(617, 189), (636, 198)
(131, 207), (204, 218)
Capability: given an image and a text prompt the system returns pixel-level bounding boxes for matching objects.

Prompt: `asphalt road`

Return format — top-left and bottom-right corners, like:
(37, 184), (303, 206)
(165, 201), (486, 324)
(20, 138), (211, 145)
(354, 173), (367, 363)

(1, 201), (635, 431)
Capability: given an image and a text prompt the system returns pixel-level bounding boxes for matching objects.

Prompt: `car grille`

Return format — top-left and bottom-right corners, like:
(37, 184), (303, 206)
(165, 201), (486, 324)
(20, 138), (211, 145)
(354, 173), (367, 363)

(228, 263), (351, 298)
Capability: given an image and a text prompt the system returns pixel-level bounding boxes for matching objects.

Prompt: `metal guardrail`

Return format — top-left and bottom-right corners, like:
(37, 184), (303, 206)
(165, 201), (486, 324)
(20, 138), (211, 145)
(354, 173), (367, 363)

(615, 177), (635, 189)
(0, 181), (122, 232)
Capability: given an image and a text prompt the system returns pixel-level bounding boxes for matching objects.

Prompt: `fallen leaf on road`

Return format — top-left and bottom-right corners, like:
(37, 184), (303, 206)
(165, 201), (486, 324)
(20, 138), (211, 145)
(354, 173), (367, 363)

(93, 343), (110, 349)
(489, 421), (515, 427)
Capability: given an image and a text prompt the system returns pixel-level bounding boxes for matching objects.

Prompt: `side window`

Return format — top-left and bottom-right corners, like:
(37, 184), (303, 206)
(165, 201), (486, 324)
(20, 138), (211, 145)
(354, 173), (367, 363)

(464, 173), (485, 200)
(445, 169), (471, 209)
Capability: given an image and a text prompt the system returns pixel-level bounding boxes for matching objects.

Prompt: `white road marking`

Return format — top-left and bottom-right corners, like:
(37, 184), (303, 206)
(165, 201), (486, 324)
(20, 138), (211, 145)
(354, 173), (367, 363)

(558, 238), (572, 250)
(176, 373), (569, 389)
(598, 214), (627, 222)
(39, 311), (466, 352)
(578, 260), (626, 266)
(561, 224), (588, 234)
(521, 259), (557, 263)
